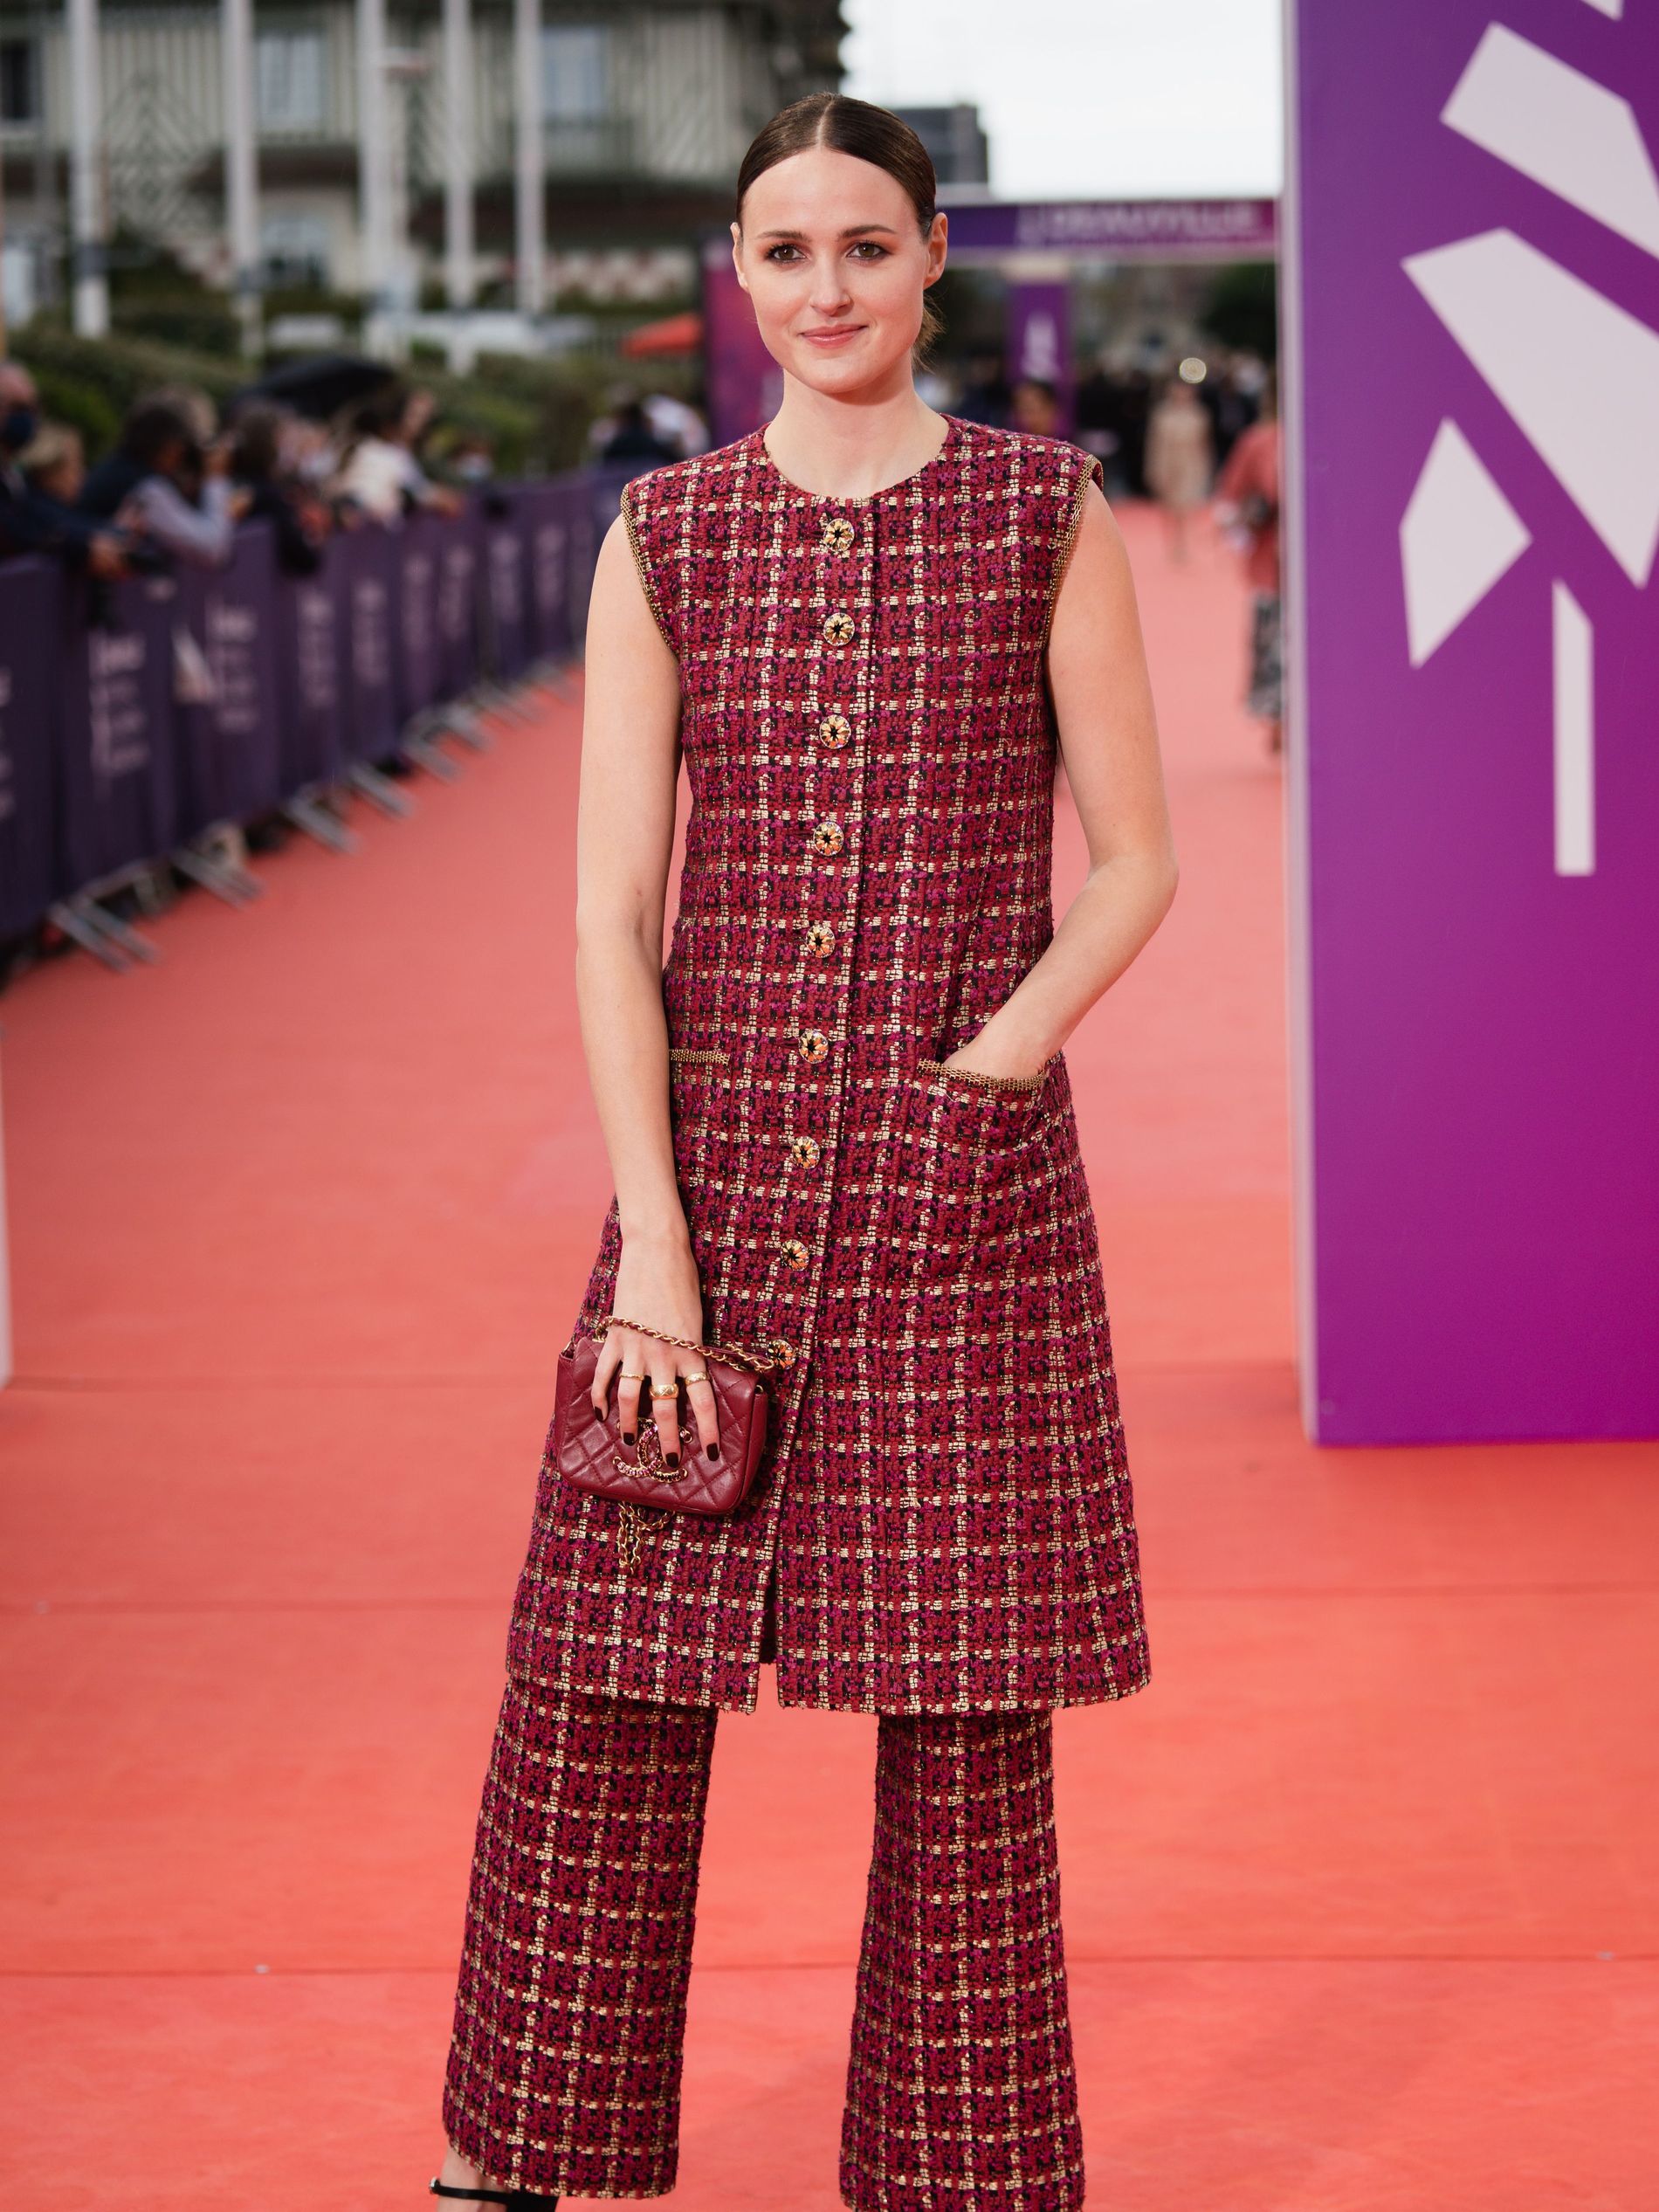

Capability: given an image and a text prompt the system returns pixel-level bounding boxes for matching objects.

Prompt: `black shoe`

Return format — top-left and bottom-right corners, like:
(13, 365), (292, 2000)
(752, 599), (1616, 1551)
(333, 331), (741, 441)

(430, 2181), (559, 2208)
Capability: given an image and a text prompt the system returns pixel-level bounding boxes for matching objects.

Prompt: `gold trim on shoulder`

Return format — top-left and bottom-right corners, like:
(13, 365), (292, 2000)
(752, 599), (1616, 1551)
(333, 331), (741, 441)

(620, 479), (677, 656)
(1038, 454), (1105, 654)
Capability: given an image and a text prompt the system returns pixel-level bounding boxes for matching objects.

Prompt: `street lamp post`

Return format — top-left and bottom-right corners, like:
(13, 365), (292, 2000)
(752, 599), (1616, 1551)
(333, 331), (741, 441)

(221, 0), (260, 355)
(513, 0), (544, 322)
(356, 0), (393, 353)
(443, 0), (475, 369)
(65, 0), (108, 337)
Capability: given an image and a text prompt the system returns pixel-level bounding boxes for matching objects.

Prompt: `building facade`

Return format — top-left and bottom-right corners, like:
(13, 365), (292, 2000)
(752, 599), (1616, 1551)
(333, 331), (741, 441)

(0, 1), (846, 317)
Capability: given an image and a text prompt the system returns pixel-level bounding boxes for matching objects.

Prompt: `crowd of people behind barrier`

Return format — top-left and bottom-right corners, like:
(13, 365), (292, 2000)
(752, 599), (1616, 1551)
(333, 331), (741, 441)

(0, 368), (650, 981)
(0, 362), (483, 591)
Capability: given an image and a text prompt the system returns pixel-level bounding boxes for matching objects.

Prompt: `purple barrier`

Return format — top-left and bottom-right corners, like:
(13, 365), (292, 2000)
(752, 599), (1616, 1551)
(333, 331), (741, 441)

(0, 560), (64, 934)
(396, 513), (446, 722)
(332, 522), (401, 764)
(56, 572), (179, 893)
(3, 465), (611, 933)
(174, 522), (284, 837)
(520, 483), (575, 663)
(276, 566), (348, 792)
(434, 500), (482, 699)
(1284, 1), (1659, 1439)
(479, 493), (531, 682)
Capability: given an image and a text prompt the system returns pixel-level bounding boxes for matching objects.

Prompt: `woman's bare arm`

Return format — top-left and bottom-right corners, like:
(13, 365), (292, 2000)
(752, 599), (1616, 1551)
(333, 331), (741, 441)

(950, 484), (1179, 1079)
(574, 513), (719, 1461)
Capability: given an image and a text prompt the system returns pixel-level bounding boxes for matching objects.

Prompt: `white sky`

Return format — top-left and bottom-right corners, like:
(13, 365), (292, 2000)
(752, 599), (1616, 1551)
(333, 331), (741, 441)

(842, 0), (1284, 200)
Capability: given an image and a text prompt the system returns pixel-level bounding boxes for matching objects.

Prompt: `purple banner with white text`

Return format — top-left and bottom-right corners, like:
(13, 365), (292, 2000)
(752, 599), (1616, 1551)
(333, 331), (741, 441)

(1284, 0), (1659, 1439)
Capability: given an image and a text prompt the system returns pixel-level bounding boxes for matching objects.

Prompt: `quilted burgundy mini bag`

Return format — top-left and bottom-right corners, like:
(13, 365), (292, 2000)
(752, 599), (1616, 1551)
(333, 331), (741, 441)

(549, 1312), (778, 1570)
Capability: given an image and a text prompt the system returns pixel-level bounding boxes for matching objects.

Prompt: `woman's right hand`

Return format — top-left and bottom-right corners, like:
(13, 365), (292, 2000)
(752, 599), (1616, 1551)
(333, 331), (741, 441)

(592, 1226), (722, 1472)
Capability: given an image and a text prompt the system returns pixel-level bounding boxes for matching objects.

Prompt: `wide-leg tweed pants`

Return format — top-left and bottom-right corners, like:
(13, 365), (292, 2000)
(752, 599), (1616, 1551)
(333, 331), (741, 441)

(441, 1673), (1086, 2210)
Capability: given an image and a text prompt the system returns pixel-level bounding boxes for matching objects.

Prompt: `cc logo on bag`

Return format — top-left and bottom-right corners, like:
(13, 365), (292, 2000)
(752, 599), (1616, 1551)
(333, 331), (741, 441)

(616, 1409), (692, 1484)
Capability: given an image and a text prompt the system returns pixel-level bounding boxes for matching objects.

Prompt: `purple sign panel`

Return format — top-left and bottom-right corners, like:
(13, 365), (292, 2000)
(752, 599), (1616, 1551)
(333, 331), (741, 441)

(942, 196), (1278, 260)
(434, 502), (482, 699)
(57, 574), (179, 892)
(396, 514), (444, 722)
(521, 482), (575, 662)
(1006, 279), (1075, 436)
(1284, 1), (1659, 1440)
(480, 495), (531, 682)
(277, 569), (347, 792)
(175, 522), (283, 837)
(334, 524), (401, 763)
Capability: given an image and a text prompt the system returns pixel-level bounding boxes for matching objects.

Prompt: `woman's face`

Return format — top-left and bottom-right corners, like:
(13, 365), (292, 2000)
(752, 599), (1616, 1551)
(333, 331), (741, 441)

(732, 145), (946, 399)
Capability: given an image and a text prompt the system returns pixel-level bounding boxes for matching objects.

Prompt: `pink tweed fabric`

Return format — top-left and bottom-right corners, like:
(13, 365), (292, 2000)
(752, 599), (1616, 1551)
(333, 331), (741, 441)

(841, 1709), (1084, 2211)
(443, 1679), (716, 2197)
(441, 1674), (1084, 2209)
(507, 412), (1153, 1716)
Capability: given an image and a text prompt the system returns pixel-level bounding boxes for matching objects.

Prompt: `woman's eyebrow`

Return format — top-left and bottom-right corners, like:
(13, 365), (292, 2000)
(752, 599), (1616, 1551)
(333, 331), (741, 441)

(755, 224), (902, 241)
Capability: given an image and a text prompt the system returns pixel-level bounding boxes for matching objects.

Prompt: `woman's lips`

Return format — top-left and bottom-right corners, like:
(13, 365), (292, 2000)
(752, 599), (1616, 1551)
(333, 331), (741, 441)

(802, 326), (864, 347)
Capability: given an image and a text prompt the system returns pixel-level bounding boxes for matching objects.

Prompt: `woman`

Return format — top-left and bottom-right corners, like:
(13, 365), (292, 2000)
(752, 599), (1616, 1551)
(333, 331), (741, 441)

(1213, 369), (1284, 755)
(432, 92), (1176, 2212)
(334, 382), (463, 527)
(1143, 374), (1215, 565)
(228, 402), (327, 576)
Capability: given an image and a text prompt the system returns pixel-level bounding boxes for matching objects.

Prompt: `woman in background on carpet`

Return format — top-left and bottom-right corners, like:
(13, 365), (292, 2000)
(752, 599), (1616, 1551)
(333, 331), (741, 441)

(1214, 368), (1284, 755)
(1144, 372), (1215, 565)
(430, 91), (1176, 2212)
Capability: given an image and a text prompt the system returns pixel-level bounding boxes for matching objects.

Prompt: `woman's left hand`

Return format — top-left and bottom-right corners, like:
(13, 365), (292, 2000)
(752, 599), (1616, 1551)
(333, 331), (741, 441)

(940, 1023), (1053, 1086)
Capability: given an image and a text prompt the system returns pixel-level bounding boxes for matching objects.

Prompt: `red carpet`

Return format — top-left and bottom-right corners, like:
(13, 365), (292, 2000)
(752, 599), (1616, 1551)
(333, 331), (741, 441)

(3, 503), (1655, 2208)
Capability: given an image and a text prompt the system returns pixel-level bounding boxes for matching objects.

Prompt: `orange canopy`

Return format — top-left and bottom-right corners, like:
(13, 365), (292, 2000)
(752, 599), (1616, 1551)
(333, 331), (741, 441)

(620, 310), (704, 357)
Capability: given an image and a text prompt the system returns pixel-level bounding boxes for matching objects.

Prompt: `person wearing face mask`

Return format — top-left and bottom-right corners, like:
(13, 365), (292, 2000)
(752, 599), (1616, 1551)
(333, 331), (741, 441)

(0, 362), (127, 575)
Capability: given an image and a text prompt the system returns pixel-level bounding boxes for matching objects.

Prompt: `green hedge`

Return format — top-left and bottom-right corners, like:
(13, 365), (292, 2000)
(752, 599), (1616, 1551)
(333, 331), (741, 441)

(12, 325), (251, 424)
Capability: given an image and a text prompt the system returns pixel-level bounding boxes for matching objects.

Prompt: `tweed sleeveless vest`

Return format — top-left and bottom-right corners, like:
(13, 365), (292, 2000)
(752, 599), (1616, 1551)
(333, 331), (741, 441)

(506, 412), (1152, 1715)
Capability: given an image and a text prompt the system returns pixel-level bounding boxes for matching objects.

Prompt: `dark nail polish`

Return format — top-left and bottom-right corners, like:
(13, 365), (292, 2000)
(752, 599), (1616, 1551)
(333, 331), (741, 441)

(665, 1451), (678, 1469)
(706, 1440), (720, 1461)
(622, 1428), (635, 1445)
(589, 1402), (602, 1423)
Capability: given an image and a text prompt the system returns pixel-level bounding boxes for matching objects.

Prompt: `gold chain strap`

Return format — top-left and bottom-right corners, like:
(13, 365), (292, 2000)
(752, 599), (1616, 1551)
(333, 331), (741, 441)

(587, 1311), (782, 1378)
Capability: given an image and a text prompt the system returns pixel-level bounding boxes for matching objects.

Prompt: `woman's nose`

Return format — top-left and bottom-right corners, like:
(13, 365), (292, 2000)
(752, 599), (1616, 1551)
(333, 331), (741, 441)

(809, 264), (851, 311)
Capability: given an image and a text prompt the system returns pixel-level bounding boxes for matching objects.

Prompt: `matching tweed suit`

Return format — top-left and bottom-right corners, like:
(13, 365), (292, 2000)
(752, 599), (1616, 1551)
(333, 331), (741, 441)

(444, 415), (1153, 2208)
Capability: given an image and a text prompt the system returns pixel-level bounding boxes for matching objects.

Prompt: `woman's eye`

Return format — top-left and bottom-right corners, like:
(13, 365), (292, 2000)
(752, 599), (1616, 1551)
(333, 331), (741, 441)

(763, 243), (890, 264)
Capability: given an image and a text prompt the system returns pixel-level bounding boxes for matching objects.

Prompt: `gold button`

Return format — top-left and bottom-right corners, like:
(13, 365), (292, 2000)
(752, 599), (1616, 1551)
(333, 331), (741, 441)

(809, 818), (844, 858)
(805, 920), (834, 958)
(822, 516), (856, 554)
(822, 610), (855, 646)
(817, 713), (850, 749)
(798, 1029), (829, 1062)
(790, 1134), (821, 1168)
(773, 1337), (796, 1368)
(781, 1237), (809, 1270)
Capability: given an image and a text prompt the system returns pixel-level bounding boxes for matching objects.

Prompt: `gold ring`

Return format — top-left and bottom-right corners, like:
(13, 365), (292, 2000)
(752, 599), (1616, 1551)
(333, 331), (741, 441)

(649, 1382), (681, 1401)
(618, 1369), (645, 1382)
(682, 1369), (710, 1386)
